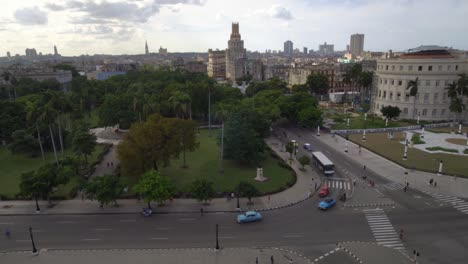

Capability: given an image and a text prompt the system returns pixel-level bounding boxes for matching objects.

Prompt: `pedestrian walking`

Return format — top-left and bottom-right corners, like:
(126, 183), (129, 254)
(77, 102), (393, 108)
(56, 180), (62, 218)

(256, 257), (258, 264)
(268, 195), (271, 202)
(5, 228), (11, 239)
(429, 179), (433, 186)
(406, 182), (409, 188)
(353, 179), (356, 186)
(111, 161), (114, 167)
(270, 255), (274, 264)
(358, 146), (362, 155)
(314, 182), (317, 190)
(434, 181), (437, 187)
(200, 208), (204, 216)
(403, 186), (407, 192)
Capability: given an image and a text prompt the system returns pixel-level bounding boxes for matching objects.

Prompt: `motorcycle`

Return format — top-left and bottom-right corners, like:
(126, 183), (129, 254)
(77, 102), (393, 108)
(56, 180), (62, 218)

(141, 207), (153, 217)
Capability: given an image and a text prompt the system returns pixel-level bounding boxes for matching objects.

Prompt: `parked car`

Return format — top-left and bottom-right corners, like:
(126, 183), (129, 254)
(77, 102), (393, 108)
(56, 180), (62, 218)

(303, 143), (313, 151)
(318, 198), (337, 210)
(237, 211), (262, 223)
(319, 186), (330, 197)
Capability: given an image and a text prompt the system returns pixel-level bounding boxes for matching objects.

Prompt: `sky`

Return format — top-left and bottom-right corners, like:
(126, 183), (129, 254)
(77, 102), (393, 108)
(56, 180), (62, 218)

(0, 0), (467, 56)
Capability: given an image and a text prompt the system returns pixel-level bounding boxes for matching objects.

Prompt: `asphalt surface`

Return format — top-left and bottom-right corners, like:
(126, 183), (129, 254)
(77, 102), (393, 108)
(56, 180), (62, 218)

(2, 126), (468, 264)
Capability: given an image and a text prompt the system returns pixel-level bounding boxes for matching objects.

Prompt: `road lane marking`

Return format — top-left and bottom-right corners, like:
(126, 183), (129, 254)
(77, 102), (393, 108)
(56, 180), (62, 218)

(282, 235), (304, 238)
(57, 221), (76, 224)
(119, 219), (136, 222)
(179, 218), (196, 221)
(215, 212), (225, 214)
(15, 240), (30, 242)
(150, 237), (168, 240)
(95, 228), (112, 231)
(0, 222), (13, 225)
(219, 236), (235, 239)
(81, 238), (101, 241)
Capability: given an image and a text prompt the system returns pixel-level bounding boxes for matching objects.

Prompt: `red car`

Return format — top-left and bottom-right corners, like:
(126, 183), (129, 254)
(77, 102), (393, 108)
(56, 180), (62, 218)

(319, 186), (330, 197)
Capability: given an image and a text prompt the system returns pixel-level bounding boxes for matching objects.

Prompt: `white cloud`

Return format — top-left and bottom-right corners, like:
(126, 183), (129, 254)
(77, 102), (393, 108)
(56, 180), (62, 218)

(14, 7), (48, 25)
(269, 5), (293, 20)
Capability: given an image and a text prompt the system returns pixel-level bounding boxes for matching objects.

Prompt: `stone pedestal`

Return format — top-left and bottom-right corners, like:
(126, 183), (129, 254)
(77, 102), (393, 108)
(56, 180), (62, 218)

(254, 167), (268, 182)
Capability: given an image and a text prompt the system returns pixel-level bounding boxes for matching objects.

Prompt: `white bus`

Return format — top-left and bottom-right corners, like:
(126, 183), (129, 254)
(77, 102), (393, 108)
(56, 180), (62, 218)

(312, 151), (335, 176)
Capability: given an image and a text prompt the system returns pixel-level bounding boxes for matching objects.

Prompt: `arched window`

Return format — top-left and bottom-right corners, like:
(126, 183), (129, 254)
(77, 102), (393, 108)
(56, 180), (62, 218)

(432, 109), (437, 116)
(422, 109), (428, 116)
(403, 108), (408, 114)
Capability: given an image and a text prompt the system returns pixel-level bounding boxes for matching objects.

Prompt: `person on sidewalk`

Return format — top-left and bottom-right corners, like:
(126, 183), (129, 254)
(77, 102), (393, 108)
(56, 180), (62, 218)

(434, 181), (437, 187)
(429, 179), (433, 186)
(200, 208), (204, 216)
(270, 255), (274, 264)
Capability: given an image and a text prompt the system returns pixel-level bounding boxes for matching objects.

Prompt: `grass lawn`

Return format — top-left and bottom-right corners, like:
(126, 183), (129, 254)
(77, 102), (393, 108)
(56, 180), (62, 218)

(160, 129), (295, 195)
(427, 126), (468, 134)
(0, 144), (108, 199)
(349, 132), (468, 178)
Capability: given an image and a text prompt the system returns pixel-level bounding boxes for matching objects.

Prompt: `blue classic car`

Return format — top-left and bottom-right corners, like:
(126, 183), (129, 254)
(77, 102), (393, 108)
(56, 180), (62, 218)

(237, 211), (263, 223)
(318, 198), (337, 210)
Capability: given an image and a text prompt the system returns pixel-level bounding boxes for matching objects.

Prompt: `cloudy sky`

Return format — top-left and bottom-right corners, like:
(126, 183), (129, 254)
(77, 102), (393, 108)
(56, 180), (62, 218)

(1, 0), (467, 56)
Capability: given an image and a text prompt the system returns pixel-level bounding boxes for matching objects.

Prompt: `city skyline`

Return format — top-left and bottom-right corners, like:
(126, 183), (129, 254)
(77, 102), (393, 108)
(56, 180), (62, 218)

(1, 0), (468, 56)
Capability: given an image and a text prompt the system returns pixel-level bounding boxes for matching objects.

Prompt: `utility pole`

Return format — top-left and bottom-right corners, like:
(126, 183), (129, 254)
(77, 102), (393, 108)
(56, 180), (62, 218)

(29, 226), (38, 255)
(215, 224), (220, 250)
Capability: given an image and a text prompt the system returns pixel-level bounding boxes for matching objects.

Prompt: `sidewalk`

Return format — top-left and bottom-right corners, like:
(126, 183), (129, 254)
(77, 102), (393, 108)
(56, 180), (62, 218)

(338, 242), (414, 264)
(0, 247), (312, 264)
(0, 137), (320, 215)
(317, 133), (468, 199)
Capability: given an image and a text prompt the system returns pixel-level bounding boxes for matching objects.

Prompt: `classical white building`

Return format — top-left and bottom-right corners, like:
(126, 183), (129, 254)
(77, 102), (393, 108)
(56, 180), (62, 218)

(371, 46), (468, 121)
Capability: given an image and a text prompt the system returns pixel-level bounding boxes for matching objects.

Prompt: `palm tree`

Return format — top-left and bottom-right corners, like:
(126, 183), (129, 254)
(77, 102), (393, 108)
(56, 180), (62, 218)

(446, 79), (467, 121)
(169, 90), (191, 119)
(25, 101), (45, 162)
(205, 79), (215, 137)
(40, 94), (59, 165)
(214, 101), (234, 173)
(44, 90), (70, 157)
(406, 77), (419, 119)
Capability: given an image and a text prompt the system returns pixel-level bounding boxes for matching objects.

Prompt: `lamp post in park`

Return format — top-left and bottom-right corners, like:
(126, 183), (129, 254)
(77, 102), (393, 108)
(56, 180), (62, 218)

(317, 126), (320, 136)
(362, 129), (366, 142)
(345, 135), (349, 153)
(29, 226), (38, 255)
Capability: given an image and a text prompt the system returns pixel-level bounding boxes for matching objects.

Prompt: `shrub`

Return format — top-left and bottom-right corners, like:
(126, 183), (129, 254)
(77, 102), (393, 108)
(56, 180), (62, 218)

(426, 146), (459, 153)
(411, 133), (425, 144)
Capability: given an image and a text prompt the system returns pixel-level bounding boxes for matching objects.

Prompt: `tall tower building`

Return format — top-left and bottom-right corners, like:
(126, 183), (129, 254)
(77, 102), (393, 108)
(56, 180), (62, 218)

(303, 47), (308, 55)
(284, 40), (293, 56)
(225, 22), (246, 80)
(350, 33), (364, 56)
(7, 51), (11, 58)
(54, 45), (58, 56)
(145, 41), (149, 54)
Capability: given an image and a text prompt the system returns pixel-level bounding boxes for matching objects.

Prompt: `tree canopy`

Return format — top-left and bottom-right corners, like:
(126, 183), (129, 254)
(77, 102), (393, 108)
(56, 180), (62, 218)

(133, 170), (175, 207)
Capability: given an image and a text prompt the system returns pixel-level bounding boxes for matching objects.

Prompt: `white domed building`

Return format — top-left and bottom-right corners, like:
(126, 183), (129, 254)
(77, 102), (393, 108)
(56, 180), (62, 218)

(371, 46), (468, 121)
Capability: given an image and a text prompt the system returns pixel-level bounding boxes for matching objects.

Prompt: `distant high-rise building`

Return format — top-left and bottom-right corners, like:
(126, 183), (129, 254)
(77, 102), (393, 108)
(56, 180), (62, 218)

(318, 42), (334, 54)
(350, 33), (364, 56)
(226, 22), (247, 80)
(208, 49), (226, 79)
(145, 41), (149, 54)
(303, 47), (308, 55)
(284, 40), (293, 56)
(25, 48), (38, 58)
(159, 46), (167, 55)
(346, 45), (350, 53)
(7, 51), (11, 58)
(54, 45), (58, 56)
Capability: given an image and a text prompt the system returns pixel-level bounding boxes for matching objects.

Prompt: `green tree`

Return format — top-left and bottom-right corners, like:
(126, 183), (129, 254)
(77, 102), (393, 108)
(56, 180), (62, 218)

(1, 71), (17, 99)
(190, 179), (216, 204)
(0, 100), (26, 145)
(169, 90), (192, 119)
(381, 105), (401, 120)
(118, 114), (184, 178)
(306, 74), (329, 95)
(298, 155), (311, 169)
(83, 175), (124, 207)
(406, 78), (419, 119)
(25, 100), (45, 161)
(238, 181), (260, 205)
(98, 94), (136, 129)
(446, 75), (468, 121)
(33, 163), (71, 205)
(177, 119), (199, 168)
(39, 92), (60, 165)
(72, 131), (97, 165)
(8, 130), (39, 157)
(133, 170), (175, 209)
(298, 106), (323, 128)
(20, 171), (46, 211)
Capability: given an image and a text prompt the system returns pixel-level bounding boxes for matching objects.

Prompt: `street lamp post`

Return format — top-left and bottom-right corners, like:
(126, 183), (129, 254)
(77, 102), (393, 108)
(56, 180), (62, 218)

(362, 129), (366, 142)
(215, 224), (220, 250)
(345, 136), (349, 153)
(28, 226), (38, 255)
(316, 126), (320, 136)
(236, 186), (240, 210)
(35, 196), (40, 213)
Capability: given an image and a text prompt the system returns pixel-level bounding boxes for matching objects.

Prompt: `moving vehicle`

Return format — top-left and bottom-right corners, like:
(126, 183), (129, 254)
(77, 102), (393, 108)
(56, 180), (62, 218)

(312, 151), (335, 175)
(319, 186), (330, 197)
(318, 198), (337, 210)
(303, 143), (313, 151)
(237, 211), (262, 223)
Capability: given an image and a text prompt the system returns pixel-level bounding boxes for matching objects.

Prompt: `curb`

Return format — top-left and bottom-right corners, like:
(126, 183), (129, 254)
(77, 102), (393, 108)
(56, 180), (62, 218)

(343, 202), (395, 208)
(336, 242), (364, 264)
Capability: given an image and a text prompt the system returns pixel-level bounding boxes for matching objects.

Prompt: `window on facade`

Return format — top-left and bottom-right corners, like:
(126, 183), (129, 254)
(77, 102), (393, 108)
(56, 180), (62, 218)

(441, 109), (445, 116)
(444, 80), (449, 86)
(426, 80), (430, 86)
(413, 108), (418, 116)
(398, 80), (402, 86)
(405, 94), (410, 102)
(390, 92), (393, 99)
(384, 80), (387, 84)
(456, 65), (459, 70)
(428, 66), (432, 71)
(397, 92), (401, 101)
(432, 109), (437, 116)
(434, 93), (439, 102)
(408, 66), (413, 71)
(436, 80), (440, 86)
(418, 66), (423, 71)
(378, 90), (381, 98)
(424, 93), (429, 102)
(383, 91), (387, 98)
(377, 104), (379, 110)
(438, 65), (442, 71)
(391, 80), (394, 85)
(400, 66), (403, 71)
(403, 108), (408, 114)
(422, 109), (427, 116)
(386, 65), (389, 70)
(380, 79), (382, 84)
(443, 92), (447, 102)
(392, 65), (395, 71)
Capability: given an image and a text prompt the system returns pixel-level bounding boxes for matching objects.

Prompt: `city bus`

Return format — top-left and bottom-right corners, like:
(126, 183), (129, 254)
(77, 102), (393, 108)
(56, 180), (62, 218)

(312, 151), (335, 176)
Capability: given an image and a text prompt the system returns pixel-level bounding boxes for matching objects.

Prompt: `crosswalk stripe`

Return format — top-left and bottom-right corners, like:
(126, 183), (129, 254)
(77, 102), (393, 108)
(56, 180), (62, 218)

(364, 209), (406, 254)
(425, 192), (468, 215)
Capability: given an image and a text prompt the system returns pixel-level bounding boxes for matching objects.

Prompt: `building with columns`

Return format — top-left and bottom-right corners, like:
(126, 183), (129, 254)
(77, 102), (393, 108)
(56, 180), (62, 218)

(371, 45), (468, 121)
(208, 49), (226, 79)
